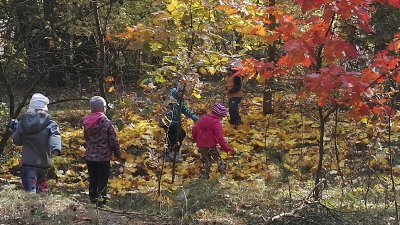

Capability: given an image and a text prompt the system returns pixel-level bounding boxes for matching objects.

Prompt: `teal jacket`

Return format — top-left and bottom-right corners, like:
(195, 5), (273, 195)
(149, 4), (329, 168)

(162, 87), (198, 127)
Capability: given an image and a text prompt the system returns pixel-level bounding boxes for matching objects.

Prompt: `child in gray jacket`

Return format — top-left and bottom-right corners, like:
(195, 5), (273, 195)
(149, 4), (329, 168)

(12, 93), (61, 193)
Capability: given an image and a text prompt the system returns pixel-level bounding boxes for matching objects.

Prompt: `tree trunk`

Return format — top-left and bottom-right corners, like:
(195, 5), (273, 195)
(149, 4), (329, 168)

(262, 0), (276, 115)
(314, 106), (325, 201)
(91, 0), (107, 100)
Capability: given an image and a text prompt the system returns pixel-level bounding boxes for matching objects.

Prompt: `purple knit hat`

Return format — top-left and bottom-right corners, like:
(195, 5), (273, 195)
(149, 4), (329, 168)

(212, 103), (228, 117)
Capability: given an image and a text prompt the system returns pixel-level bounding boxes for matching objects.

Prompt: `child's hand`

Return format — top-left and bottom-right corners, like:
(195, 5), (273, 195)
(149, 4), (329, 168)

(224, 148), (234, 156)
(52, 149), (61, 156)
(8, 119), (18, 132)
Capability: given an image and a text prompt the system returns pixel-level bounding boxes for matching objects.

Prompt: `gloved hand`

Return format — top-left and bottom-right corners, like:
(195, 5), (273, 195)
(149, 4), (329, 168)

(8, 119), (18, 132)
(52, 149), (61, 156)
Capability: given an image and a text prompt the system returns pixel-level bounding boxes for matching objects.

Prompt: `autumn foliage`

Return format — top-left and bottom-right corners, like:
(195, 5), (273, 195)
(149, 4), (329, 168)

(216, 0), (399, 119)
(1, 0), (400, 223)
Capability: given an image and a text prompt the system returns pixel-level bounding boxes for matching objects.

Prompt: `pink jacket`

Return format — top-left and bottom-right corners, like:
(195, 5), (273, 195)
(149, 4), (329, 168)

(192, 114), (232, 153)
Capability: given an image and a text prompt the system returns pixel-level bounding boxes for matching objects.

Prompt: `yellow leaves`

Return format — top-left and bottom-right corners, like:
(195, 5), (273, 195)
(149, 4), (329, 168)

(138, 177), (158, 187)
(208, 66), (216, 75)
(121, 167), (135, 176)
(247, 113), (264, 121)
(192, 91), (201, 99)
(199, 67), (207, 75)
(65, 169), (76, 176)
(360, 117), (368, 124)
(121, 152), (135, 162)
(167, 0), (179, 12)
(255, 26), (267, 37)
(251, 140), (265, 148)
(231, 141), (253, 153)
(149, 41), (163, 51)
(109, 178), (136, 192)
(0, 156), (19, 172)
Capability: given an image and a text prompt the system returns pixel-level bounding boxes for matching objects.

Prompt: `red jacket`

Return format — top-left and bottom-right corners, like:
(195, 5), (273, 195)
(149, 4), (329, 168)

(192, 114), (232, 153)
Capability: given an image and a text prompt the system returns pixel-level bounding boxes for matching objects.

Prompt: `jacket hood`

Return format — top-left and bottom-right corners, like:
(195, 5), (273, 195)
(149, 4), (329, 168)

(83, 112), (106, 129)
(196, 114), (219, 129)
(169, 87), (184, 101)
(21, 112), (51, 135)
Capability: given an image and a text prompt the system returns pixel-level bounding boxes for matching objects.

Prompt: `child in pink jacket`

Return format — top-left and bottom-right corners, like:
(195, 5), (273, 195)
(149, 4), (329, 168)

(192, 103), (233, 179)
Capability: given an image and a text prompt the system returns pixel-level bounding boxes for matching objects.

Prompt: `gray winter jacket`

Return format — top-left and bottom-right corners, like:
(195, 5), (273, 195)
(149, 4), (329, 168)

(13, 111), (61, 168)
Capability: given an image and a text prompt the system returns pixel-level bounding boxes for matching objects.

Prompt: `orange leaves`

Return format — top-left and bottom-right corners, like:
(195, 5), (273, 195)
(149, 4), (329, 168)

(105, 76), (114, 83)
(276, 15), (300, 39)
(115, 24), (151, 41)
(394, 70), (400, 83)
(371, 51), (400, 73)
(387, 33), (400, 52)
(233, 59), (279, 82)
(263, 32), (280, 43)
(387, 40), (400, 51)
(361, 68), (382, 83)
(216, 5), (239, 15)
(237, 24), (267, 37)
(277, 39), (316, 68)
(277, 54), (313, 68)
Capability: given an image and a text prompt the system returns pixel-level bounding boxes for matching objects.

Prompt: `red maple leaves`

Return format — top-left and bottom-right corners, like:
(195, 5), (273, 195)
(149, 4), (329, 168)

(217, 0), (400, 119)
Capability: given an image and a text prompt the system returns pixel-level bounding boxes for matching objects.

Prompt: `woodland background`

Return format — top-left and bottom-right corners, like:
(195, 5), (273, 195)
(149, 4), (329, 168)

(0, 0), (400, 224)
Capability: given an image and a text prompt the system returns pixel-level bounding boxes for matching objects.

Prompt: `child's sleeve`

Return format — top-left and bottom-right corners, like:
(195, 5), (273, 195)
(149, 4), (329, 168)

(12, 122), (23, 146)
(48, 122), (62, 152)
(108, 121), (121, 158)
(214, 122), (232, 153)
(182, 101), (199, 122)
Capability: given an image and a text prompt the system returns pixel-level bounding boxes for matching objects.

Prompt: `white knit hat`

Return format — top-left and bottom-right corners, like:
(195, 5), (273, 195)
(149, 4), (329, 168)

(29, 93), (49, 111)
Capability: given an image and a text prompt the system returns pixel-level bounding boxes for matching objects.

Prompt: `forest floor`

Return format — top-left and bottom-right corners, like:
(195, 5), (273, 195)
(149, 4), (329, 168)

(0, 79), (399, 224)
(0, 180), (393, 225)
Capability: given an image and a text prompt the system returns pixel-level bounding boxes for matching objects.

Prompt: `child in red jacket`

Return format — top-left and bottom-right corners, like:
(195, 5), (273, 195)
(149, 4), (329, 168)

(192, 103), (233, 179)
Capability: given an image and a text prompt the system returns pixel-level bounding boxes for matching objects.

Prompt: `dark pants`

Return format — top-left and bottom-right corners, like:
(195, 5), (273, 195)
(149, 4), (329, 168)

(199, 148), (226, 179)
(86, 160), (110, 205)
(166, 123), (186, 153)
(228, 97), (242, 126)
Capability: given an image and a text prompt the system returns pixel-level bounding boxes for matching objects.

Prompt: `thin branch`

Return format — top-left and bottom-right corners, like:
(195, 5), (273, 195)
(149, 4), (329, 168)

(48, 98), (90, 106)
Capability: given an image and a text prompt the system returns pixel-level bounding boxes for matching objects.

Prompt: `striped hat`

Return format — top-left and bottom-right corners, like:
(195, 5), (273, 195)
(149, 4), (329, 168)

(212, 103), (228, 117)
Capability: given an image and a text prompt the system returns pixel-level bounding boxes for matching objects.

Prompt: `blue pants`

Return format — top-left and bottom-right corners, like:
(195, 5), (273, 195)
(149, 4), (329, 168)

(228, 97), (242, 126)
(21, 166), (48, 193)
